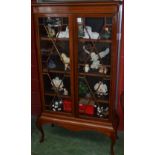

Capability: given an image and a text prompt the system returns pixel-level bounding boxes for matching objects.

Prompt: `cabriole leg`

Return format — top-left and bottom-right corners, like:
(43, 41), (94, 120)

(110, 136), (116, 155)
(36, 118), (44, 143)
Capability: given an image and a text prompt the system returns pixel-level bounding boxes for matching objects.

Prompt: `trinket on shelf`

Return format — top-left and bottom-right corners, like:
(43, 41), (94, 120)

(51, 77), (64, 91)
(94, 81), (108, 96)
(57, 26), (69, 38)
(47, 24), (56, 38)
(48, 59), (56, 69)
(100, 27), (111, 39)
(84, 64), (90, 72)
(51, 99), (63, 112)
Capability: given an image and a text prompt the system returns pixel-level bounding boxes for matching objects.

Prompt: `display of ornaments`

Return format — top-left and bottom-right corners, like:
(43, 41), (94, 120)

(51, 99), (63, 112)
(94, 81), (108, 96)
(83, 45), (110, 71)
(95, 104), (109, 118)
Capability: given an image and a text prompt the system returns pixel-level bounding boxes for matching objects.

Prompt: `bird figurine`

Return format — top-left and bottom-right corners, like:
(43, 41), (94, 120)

(60, 53), (70, 70)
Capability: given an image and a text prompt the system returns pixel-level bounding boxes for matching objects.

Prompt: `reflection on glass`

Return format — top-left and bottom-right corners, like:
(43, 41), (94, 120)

(39, 17), (72, 113)
(77, 17), (113, 119)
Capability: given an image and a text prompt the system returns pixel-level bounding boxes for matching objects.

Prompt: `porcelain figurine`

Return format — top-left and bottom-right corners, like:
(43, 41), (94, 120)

(63, 88), (68, 96)
(100, 27), (111, 39)
(99, 48), (110, 58)
(83, 45), (110, 70)
(57, 26), (69, 38)
(60, 53), (70, 70)
(48, 59), (56, 69)
(47, 24), (55, 38)
(84, 64), (90, 72)
(51, 77), (64, 91)
(51, 99), (63, 112)
(95, 105), (109, 118)
(98, 65), (108, 74)
(83, 26), (99, 39)
(90, 60), (100, 69)
(94, 81), (108, 96)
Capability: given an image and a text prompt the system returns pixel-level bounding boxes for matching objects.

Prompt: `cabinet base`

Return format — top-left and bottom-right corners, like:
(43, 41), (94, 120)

(36, 112), (118, 155)
(36, 112), (119, 154)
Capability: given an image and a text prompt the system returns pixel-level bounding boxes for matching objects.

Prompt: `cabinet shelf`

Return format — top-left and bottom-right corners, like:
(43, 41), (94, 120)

(42, 68), (70, 75)
(79, 38), (112, 43)
(79, 97), (109, 104)
(43, 110), (72, 116)
(40, 37), (69, 41)
(44, 92), (71, 99)
(79, 72), (110, 78)
(79, 64), (111, 67)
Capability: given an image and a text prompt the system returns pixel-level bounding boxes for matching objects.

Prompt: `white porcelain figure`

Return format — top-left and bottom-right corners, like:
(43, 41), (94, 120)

(63, 88), (68, 96)
(90, 60), (100, 69)
(51, 77), (64, 91)
(84, 64), (90, 72)
(94, 81), (108, 96)
(61, 53), (70, 70)
(57, 26), (69, 38)
(83, 45), (110, 70)
(99, 48), (110, 58)
(83, 26), (99, 39)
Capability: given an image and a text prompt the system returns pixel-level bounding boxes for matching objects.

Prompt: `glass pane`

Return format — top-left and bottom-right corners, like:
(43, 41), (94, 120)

(77, 17), (112, 119)
(38, 16), (72, 113)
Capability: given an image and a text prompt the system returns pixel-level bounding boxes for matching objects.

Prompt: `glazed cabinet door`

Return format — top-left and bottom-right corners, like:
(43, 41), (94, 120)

(74, 15), (117, 121)
(34, 15), (75, 115)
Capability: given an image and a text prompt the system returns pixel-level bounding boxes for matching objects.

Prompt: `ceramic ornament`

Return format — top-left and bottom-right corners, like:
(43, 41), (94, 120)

(99, 48), (110, 58)
(61, 53), (70, 70)
(51, 77), (64, 91)
(84, 64), (90, 72)
(96, 105), (109, 118)
(48, 59), (56, 69)
(57, 26), (69, 38)
(51, 99), (63, 112)
(94, 81), (108, 96)
(83, 26), (99, 39)
(100, 27), (111, 39)
(63, 88), (68, 96)
(98, 65), (108, 74)
(47, 24), (56, 38)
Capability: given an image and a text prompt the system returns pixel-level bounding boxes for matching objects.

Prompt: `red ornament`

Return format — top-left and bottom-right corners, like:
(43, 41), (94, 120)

(63, 100), (72, 112)
(79, 104), (94, 115)
(85, 105), (94, 115)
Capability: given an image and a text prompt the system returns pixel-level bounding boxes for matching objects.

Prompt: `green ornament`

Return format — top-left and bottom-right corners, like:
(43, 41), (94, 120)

(79, 81), (89, 97)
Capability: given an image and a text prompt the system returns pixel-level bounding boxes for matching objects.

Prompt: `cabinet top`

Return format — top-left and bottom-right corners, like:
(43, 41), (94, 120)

(34, 0), (122, 4)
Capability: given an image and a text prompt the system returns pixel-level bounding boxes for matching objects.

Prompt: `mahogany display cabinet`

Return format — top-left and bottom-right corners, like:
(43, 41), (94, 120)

(32, 0), (122, 154)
